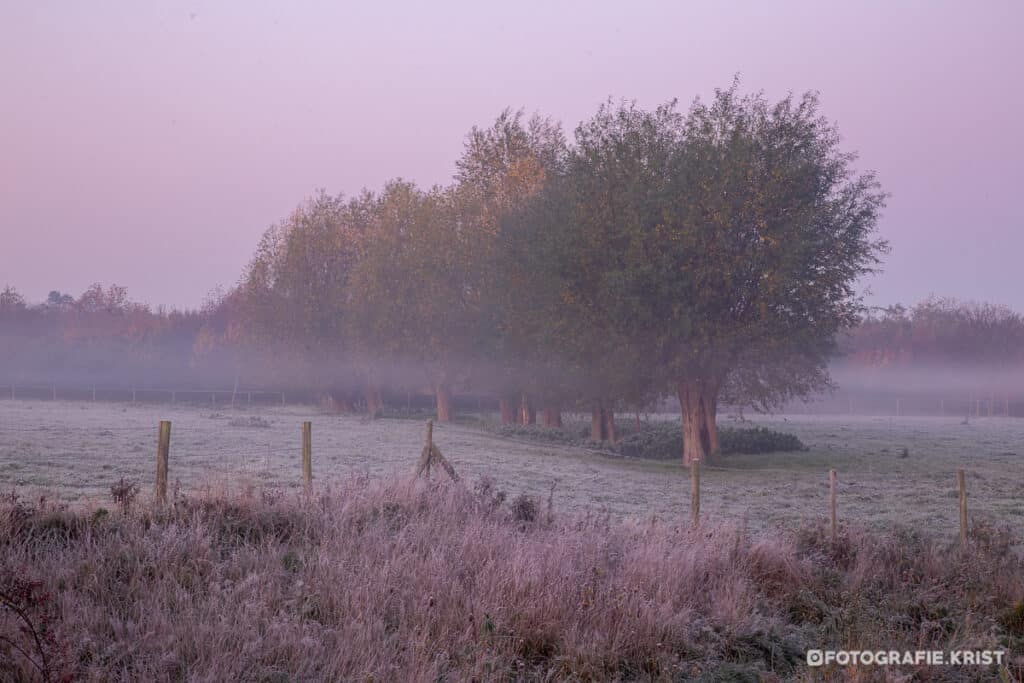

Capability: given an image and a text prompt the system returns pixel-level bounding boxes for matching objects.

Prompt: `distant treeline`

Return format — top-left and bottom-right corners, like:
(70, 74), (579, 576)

(3, 287), (1017, 392)
(2, 83), (897, 463)
(840, 298), (1024, 368)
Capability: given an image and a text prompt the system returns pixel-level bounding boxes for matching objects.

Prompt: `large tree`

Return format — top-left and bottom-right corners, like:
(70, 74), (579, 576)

(529, 86), (886, 463)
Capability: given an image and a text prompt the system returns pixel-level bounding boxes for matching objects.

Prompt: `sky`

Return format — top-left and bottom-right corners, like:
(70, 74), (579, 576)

(2, 1), (1022, 311)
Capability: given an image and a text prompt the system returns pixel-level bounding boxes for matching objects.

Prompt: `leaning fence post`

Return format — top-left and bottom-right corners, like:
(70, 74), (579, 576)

(690, 460), (700, 527)
(829, 469), (837, 542)
(301, 421), (312, 493)
(155, 420), (171, 504)
(414, 420), (434, 478)
(957, 469), (967, 546)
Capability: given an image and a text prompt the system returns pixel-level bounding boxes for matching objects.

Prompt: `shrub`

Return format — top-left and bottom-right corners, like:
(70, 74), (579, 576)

(492, 419), (805, 460)
(0, 568), (65, 681)
(718, 426), (806, 455)
(109, 477), (139, 515)
(616, 423), (805, 460)
(510, 493), (538, 523)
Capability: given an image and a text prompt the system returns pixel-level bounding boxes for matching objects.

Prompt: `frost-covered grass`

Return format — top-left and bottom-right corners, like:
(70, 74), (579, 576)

(0, 400), (1022, 541)
(2, 478), (1022, 681)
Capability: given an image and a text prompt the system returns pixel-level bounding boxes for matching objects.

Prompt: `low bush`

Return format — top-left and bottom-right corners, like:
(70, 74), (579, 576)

(495, 419), (806, 460)
(618, 423), (805, 459)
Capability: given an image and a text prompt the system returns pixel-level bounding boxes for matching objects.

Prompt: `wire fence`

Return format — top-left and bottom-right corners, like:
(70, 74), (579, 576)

(0, 418), (307, 503)
(4, 382), (1024, 418)
(1, 400), (1021, 554)
(1, 384), (291, 407)
(756, 394), (1023, 418)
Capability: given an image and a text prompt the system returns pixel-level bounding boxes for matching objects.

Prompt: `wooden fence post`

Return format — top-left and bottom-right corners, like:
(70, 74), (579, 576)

(690, 460), (700, 527)
(302, 421), (312, 493)
(155, 420), (171, 504)
(957, 469), (967, 546)
(414, 420), (461, 483)
(829, 469), (837, 542)
(424, 420), (433, 476)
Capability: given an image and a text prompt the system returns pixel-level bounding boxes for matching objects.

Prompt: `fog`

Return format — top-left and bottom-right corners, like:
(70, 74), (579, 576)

(2, 307), (1022, 418)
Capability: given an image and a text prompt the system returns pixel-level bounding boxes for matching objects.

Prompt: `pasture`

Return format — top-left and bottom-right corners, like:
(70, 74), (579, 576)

(1, 399), (1021, 540)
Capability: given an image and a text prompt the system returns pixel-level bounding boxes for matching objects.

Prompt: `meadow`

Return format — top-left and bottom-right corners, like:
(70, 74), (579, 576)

(1, 399), (1021, 541)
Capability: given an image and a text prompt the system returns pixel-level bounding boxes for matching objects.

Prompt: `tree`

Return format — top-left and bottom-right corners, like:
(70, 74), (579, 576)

(0, 286), (26, 314)
(455, 109), (568, 424)
(45, 291), (74, 308)
(528, 86), (886, 463)
(347, 181), (492, 422)
(237, 190), (368, 406)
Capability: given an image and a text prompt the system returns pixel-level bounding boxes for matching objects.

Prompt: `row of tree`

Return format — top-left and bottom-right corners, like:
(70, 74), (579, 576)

(214, 84), (887, 463)
(1, 84), (890, 463)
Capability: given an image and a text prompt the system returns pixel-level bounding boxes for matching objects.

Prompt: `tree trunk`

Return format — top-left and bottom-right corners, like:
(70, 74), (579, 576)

(590, 401), (606, 442)
(704, 390), (719, 455)
(520, 392), (536, 425)
(603, 404), (617, 444)
(436, 384), (452, 422)
(499, 397), (516, 425)
(542, 403), (562, 429)
(365, 385), (383, 418)
(678, 380), (714, 464)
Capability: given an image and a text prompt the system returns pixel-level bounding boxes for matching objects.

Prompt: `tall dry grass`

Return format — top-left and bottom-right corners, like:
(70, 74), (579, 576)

(1, 476), (1021, 682)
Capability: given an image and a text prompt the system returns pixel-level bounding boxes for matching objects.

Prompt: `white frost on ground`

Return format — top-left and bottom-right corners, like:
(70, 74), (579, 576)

(1, 400), (1021, 539)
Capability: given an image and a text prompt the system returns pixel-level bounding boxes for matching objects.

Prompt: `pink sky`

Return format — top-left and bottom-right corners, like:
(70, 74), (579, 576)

(2, 1), (1022, 310)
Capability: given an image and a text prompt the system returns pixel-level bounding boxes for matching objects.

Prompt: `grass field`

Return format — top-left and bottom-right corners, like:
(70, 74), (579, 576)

(1, 399), (1021, 541)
